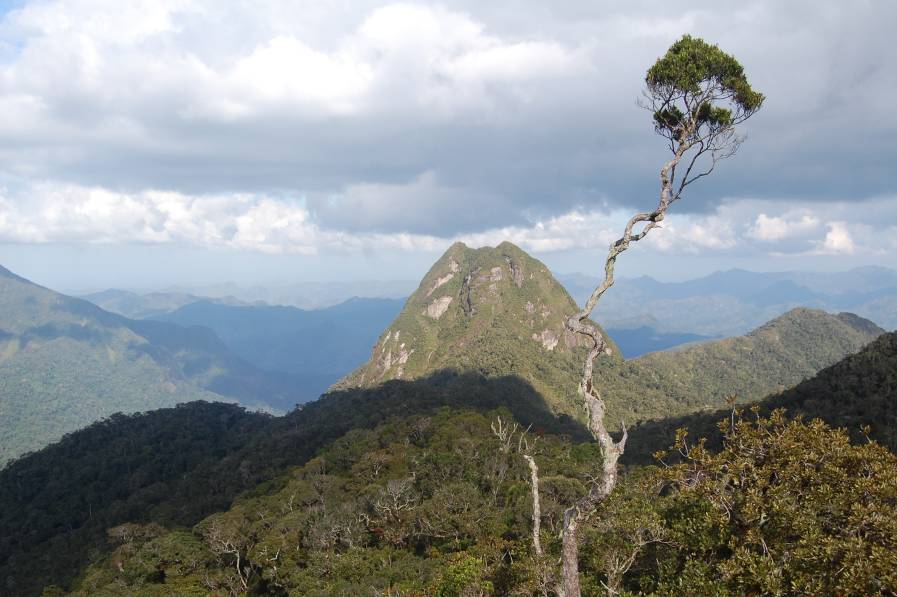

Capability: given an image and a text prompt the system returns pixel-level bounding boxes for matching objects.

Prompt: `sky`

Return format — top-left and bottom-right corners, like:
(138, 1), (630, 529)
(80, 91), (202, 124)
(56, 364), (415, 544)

(0, 0), (895, 293)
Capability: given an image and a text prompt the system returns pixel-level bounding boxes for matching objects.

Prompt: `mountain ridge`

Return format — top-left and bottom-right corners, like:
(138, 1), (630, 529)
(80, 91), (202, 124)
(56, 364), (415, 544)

(0, 264), (309, 465)
(339, 243), (884, 426)
(559, 266), (897, 335)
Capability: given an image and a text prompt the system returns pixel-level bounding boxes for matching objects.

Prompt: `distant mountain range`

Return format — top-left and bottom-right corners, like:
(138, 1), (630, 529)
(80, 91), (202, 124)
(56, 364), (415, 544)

(1, 243), (892, 594)
(151, 297), (404, 398)
(0, 265), (309, 465)
(5, 251), (887, 468)
(137, 279), (417, 310)
(80, 288), (251, 319)
(82, 265), (897, 359)
(559, 266), (897, 337)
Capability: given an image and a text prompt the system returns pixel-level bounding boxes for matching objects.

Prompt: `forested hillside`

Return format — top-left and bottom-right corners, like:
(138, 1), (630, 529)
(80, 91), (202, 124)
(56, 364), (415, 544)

(0, 265), (308, 464)
(623, 329), (897, 463)
(1, 246), (891, 594)
(0, 372), (586, 595)
(4, 324), (896, 595)
(64, 407), (897, 595)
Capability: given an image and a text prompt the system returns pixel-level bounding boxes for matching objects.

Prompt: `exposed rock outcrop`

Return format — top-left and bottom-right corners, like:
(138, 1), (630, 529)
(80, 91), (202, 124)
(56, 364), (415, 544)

(425, 296), (453, 319)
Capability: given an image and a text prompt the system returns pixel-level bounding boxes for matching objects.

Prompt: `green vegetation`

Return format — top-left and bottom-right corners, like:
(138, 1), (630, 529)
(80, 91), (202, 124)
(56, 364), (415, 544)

(4, 322), (896, 595)
(0, 265), (309, 465)
(627, 308), (883, 415)
(337, 241), (605, 417)
(339, 243), (882, 429)
(0, 372), (587, 596)
(623, 329), (897, 464)
(2, 242), (880, 466)
(0, 244), (890, 594)
(768, 329), (897, 448)
(62, 408), (896, 596)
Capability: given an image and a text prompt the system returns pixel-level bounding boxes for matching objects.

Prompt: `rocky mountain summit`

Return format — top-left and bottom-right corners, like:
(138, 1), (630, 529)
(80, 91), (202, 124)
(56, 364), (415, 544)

(337, 241), (602, 415)
(339, 243), (884, 426)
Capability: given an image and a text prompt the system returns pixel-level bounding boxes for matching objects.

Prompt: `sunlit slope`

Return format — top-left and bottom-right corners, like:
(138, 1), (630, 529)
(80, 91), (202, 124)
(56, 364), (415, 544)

(336, 241), (606, 417)
(338, 245), (883, 426)
(0, 265), (305, 465)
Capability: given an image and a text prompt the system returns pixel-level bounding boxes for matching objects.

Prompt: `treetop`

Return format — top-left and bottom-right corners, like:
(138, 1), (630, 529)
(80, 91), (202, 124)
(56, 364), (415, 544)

(647, 35), (764, 134)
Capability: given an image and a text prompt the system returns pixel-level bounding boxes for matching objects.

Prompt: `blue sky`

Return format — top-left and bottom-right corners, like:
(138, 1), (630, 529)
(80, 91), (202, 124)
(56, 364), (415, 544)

(0, 1), (895, 291)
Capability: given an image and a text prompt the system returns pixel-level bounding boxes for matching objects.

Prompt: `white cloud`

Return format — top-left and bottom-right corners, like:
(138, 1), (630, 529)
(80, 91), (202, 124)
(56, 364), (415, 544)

(747, 212), (819, 241)
(814, 221), (856, 255)
(0, 182), (458, 253)
(459, 210), (619, 252)
(0, 181), (619, 254)
(2, 1), (582, 126)
(646, 214), (738, 253)
(0, 182), (897, 268)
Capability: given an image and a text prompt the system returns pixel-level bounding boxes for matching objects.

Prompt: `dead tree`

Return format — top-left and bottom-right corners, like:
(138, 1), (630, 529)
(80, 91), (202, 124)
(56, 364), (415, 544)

(559, 35), (764, 596)
(492, 415), (552, 594)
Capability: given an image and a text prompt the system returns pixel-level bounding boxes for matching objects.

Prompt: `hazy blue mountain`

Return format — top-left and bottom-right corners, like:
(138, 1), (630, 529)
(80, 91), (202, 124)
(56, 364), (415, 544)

(80, 288), (249, 319)
(156, 279), (418, 310)
(605, 326), (715, 358)
(152, 297), (405, 398)
(0, 265), (310, 465)
(559, 266), (897, 337)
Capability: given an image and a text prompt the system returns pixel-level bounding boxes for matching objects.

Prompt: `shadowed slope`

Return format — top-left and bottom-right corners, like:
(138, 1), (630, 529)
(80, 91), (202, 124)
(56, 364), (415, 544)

(0, 371), (587, 596)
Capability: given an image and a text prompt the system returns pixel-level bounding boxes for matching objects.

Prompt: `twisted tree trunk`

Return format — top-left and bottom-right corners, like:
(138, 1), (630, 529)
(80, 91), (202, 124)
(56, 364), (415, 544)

(559, 136), (693, 597)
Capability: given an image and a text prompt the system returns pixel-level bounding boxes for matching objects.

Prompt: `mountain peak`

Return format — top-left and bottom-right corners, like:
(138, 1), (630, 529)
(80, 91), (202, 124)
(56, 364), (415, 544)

(336, 242), (601, 415)
(751, 307), (884, 338)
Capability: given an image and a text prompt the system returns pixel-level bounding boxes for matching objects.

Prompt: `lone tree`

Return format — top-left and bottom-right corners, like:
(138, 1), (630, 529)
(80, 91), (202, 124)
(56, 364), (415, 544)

(559, 35), (764, 596)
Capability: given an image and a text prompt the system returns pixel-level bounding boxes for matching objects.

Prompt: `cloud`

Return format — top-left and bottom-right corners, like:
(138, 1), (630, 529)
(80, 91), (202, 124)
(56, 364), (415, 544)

(747, 212), (820, 241)
(813, 221), (856, 255)
(307, 171), (514, 236)
(0, 181), (614, 253)
(0, 0), (893, 244)
(5, 181), (896, 264)
(644, 214), (738, 253)
(458, 210), (620, 252)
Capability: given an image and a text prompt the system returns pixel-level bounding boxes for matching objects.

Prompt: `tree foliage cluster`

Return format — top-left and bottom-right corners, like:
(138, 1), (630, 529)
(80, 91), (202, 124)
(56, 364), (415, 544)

(62, 407), (897, 596)
(0, 372), (586, 596)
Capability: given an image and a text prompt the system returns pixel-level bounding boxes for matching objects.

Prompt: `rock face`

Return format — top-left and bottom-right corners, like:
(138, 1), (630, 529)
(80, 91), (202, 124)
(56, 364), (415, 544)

(335, 241), (607, 416)
(424, 296), (453, 319)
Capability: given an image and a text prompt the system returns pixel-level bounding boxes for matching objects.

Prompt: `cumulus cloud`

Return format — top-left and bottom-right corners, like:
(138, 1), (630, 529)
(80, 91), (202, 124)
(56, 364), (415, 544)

(5, 180), (896, 262)
(0, 181), (617, 253)
(747, 212), (820, 241)
(0, 0), (894, 242)
(458, 210), (620, 252)
(813, 221), (856, 255)
(643, 214), (738, 253)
